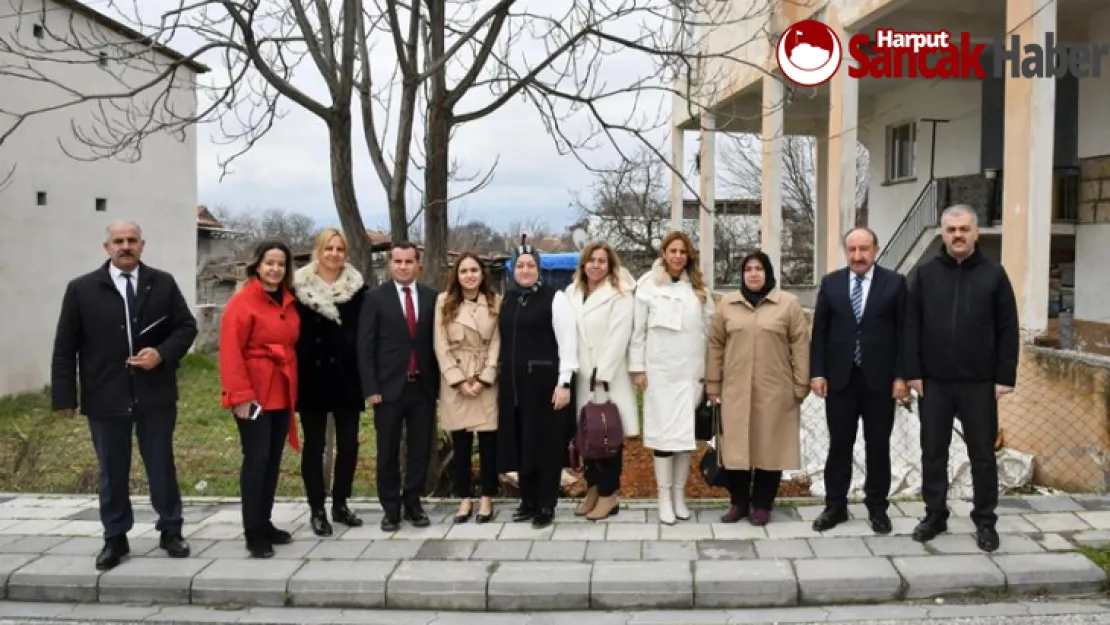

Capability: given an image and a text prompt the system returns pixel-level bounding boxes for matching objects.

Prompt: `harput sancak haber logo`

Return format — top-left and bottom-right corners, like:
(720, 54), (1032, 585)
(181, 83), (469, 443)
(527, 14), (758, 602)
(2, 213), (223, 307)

(776, 20), (1109, 86)
(776, 20), (842, 87)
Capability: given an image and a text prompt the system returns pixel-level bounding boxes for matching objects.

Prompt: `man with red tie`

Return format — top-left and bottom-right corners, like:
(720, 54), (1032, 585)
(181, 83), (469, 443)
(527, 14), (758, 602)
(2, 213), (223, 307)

(358, 242), (441, 531)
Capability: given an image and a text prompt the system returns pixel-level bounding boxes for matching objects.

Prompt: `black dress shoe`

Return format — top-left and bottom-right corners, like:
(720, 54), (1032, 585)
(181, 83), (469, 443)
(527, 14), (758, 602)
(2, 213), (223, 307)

(95, 536), (130, 571)
(332, 504), (364, 527)
(868, 511), (893, 535)
(266, 523), (293, 545)
(912, 516), (948, 543)
(403, 503), (431, 527)
(454, 501), (473, 524)
(159, 531), (191, 558)
(512, 504), (536, 523)
(310, 509), (333, 537)
(531, 508), (554, 529)
(380, 515), (401, 532)
(245, 529), (274, 559)
(811, 507), (849, 532)
(476, 504), (495, 524)
(976, 525), (1000, 552)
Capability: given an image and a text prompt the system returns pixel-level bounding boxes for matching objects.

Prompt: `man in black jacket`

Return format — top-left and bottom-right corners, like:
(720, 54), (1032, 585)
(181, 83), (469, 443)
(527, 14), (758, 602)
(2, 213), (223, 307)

(810, 227), (907, 535)
(51, 221), (197, 570)
(358, 242), (441, 532)
(904, 205), (1019, 552)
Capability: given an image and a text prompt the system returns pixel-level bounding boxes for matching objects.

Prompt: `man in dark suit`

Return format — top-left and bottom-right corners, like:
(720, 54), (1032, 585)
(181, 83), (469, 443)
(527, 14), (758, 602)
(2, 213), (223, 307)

(809, 227), (908, 535)
(358, 241), (441, 531)
(51, 220), (197, 570)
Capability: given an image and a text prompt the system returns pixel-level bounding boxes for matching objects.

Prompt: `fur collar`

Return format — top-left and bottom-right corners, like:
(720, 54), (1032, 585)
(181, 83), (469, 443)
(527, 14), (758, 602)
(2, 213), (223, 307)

(293, 262), (364, 324)
(649, 258), (690, 286)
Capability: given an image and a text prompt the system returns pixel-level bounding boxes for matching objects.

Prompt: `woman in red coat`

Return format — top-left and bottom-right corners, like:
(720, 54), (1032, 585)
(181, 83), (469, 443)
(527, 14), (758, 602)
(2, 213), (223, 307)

(219, 240), (301, 558)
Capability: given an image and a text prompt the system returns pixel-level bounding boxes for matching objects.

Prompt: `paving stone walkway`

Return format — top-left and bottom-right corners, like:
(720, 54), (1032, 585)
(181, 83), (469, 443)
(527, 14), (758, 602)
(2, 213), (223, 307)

(0, 494), (1108, 611)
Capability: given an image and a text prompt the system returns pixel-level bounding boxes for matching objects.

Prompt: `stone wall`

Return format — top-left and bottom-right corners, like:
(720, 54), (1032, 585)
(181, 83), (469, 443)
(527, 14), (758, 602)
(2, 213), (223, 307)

(1079, 154), (1110, 223)
(194, 305), (223, 354)
(1000, 345), (1110, 492)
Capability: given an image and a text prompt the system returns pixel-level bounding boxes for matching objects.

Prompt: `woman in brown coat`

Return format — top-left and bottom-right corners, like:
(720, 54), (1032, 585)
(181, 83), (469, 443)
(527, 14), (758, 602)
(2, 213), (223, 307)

(433, 252), (502, 524)
(705, 250), (810, 526)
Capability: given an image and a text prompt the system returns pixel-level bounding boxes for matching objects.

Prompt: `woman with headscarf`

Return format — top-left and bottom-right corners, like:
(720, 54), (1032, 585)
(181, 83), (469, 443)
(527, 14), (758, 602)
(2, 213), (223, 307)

(628, 231), (714, 525)
(705, 250), (811, 526)
(496, 237), (579, 529)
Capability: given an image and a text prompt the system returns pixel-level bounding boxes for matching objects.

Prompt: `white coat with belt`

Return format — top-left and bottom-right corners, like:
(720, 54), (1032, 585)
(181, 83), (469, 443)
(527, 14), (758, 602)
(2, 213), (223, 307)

(565, 272), (640, 437)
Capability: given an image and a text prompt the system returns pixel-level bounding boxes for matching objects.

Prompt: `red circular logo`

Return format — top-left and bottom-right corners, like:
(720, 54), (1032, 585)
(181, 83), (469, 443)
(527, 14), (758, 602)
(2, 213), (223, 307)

(775, 20), (842, 87)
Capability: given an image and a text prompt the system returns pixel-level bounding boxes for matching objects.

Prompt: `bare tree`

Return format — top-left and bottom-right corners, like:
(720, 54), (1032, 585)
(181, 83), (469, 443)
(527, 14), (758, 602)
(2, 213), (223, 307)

(573, 146), (669, 275)
(577, 148), (760, 278)
(375, 0), (779, 286)
(721, 134), (870, 284)
(215, 206), (318, 254)
(0, 0), (395, 276)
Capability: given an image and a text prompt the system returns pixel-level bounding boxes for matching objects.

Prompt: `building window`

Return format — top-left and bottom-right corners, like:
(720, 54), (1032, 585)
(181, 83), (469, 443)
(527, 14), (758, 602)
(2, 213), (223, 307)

(36, 191), (47, 206)
(886, 121), (916, 182)
(95, 198), (107, 212)
(32, 24), (43, 38)
(97, 51), (107, 67)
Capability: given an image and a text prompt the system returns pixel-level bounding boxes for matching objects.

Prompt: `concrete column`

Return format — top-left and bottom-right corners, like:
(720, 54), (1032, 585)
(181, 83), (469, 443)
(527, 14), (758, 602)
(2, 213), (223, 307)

(815, 132), (830, 281)
(671, 125), (685, 230)
(1001, 0), (1055, 336)
(761, 75), (784, 272)
(698, 111), (716, 288)
(824, 9), (857, 275)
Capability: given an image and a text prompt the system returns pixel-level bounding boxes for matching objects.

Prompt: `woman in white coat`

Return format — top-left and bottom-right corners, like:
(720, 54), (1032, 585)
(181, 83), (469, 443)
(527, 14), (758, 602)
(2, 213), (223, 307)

(629, 230), (715, 525)
(565, 242), (639, 520)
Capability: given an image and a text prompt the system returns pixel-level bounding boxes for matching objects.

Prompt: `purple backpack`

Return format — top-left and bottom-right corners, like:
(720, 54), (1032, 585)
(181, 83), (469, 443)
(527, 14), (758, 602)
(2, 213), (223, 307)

(575, 373), (624, 460)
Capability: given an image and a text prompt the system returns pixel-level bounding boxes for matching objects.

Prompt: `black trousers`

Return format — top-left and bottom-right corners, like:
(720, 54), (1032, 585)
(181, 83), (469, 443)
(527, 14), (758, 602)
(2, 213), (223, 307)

(374, 380), (435, 518)
(823, 366), (896, 512)
(236, 409), (290, 531)
(300, 410), (360, 510)
(584, 453), (623, 497)
(451, 430), (498, 498)
(920, 380), (998, 527)
(515, 409), (563, 512)
(87, 407), (183, 539)
(725, 469), (782, 509)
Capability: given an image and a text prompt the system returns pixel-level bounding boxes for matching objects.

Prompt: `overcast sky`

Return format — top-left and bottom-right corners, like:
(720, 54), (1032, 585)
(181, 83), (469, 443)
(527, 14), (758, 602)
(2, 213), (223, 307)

(87, 0), (738, 234)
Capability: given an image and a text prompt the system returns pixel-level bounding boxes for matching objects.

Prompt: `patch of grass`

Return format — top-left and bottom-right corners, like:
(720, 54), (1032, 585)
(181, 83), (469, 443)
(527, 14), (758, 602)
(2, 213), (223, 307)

(1077, 545), (1110, 575)
(0, 353), (378, 498)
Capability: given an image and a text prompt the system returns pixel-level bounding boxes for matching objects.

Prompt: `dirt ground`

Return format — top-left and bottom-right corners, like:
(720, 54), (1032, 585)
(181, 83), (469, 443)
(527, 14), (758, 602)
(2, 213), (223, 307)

(564, 436), (812, 499)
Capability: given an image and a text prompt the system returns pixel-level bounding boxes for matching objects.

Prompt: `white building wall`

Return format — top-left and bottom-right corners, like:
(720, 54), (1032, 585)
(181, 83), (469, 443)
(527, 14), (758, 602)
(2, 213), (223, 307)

(1074, 8), (1110, 324)
(0, 0), (200, 396)
(860, 80), (983, 249)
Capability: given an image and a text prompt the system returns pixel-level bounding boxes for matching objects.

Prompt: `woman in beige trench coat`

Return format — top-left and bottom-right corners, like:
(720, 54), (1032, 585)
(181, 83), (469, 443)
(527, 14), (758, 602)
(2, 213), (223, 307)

(433, 252), (502, 524)
(706, 250), (810, 526)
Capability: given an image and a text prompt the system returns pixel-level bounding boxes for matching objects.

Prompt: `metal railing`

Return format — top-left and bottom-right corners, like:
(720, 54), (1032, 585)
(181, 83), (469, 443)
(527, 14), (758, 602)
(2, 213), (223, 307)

(876, 179), (939, 272)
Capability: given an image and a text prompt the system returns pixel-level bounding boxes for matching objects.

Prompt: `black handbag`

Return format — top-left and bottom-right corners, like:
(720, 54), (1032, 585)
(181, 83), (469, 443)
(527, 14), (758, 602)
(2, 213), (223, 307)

(697, 401), (727, 488)
(695, 393), (717, 441)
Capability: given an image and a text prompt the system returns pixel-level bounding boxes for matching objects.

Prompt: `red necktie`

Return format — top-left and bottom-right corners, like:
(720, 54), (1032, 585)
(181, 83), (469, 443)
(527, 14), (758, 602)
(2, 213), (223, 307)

(403, 286), (417, 374)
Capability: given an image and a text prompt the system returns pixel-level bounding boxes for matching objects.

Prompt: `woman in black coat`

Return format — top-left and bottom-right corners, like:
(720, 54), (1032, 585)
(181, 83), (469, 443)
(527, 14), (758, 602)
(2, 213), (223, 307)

(293, 228), (368, 536)
(496, 238), (579, 529)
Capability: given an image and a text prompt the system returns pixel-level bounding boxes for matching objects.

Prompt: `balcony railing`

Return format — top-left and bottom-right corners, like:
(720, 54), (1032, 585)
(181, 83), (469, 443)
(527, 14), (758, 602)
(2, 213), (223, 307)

(876, 179), (939, 272)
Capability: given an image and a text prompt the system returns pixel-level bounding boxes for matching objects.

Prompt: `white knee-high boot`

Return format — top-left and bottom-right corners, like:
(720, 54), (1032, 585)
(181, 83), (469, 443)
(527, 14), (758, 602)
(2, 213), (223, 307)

(653, 456), (676, 525)
(672, 451), (692, 521)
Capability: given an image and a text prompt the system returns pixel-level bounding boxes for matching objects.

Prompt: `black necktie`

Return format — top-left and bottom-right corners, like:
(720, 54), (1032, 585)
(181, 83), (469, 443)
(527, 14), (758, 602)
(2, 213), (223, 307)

(122, 273), (137, 323)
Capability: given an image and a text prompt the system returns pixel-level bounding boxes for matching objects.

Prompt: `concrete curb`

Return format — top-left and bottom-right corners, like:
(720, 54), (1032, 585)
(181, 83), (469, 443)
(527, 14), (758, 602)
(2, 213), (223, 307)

(0, 551), (1104, 611)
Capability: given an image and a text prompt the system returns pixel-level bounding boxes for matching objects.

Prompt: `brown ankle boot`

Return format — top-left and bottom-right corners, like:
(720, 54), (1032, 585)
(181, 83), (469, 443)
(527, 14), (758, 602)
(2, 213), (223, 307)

(587, 495), (620, 521)
(575, 487), (599, 516)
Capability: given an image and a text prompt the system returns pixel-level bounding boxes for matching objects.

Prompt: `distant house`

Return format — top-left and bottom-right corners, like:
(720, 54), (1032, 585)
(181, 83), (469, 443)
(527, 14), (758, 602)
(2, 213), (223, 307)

(195, 207), (244, 308)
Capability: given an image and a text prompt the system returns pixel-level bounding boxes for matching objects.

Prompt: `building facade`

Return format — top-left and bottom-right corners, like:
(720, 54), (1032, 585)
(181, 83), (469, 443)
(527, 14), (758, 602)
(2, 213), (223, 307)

(0, 0), (207, 396)
(672, 0), (1110, 339)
